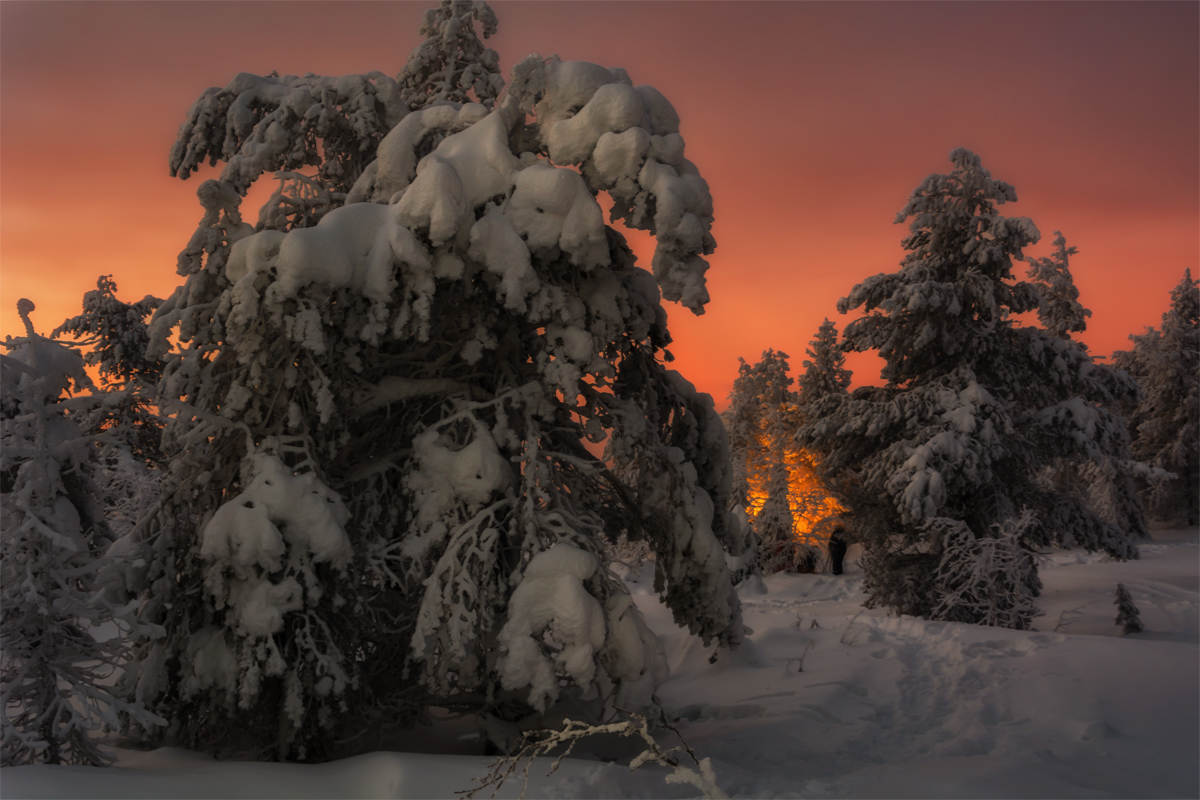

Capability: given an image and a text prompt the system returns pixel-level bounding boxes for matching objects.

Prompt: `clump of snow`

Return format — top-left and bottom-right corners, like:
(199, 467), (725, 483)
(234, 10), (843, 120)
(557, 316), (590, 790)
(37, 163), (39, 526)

(600, 592), (670, 711)
(201, 453), (350, 574)
(508, 55), (716, 313)
(191, 454), (351, 707)
(497, 543), (609, 712)
(406, 420), (513, 529)
(395, 101), (523, 245)
(348, 103), (490, 205)
(497, 542), (671, 714)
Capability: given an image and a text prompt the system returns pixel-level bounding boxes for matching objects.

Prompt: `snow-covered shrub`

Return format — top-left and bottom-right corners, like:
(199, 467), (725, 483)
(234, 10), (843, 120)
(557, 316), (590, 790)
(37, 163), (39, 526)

(799, 149), (1143, 626)
(117, 2), (741, 761)
(1113, 583), (1143, 636)
(1, 301), (164, 766)
(927, 514), (1042, 630)
(1113, 269), (1200, 525)
(466, 711), (727, 800)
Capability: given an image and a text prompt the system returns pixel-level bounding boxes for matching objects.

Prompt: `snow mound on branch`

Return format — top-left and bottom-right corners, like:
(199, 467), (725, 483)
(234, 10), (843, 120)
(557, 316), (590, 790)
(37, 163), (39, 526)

(201, 454), (351, 571)
(199, 455), (350, 641)
(498, 543), (607, 712)
(395, 102), (524, 245)
(406, 420), (513, 529)
(226, 203), (431, 306)
(466, 208), (540, 313)
(497, 543), (670, 713)
(508, 161), (607, 267)
(224, 198), (436, 345)
(347, 103), (489, 204)
(509, 55), (715, 313)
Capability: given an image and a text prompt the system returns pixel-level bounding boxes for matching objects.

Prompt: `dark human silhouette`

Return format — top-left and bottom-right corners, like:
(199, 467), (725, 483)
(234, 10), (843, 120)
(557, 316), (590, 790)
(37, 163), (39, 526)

(828, 528), (848, 575)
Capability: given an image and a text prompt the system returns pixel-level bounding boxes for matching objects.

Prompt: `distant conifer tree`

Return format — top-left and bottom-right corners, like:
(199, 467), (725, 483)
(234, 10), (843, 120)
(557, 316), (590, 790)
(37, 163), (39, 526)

(1113, 269), (1200, 525)
(1114, 583), (1143, 635)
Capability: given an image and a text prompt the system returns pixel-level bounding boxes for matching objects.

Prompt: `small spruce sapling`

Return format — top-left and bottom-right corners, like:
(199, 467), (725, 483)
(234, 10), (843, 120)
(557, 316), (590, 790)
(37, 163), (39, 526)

(1114, 583), (1143, 635)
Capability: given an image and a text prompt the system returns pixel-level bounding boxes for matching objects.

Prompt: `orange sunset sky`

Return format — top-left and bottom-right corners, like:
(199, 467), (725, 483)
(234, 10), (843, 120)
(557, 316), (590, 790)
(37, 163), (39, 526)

(2, 1), (1197, 408)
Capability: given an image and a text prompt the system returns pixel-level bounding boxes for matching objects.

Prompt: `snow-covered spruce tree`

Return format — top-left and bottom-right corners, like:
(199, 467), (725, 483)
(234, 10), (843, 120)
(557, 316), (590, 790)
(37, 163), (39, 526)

(1113, 583), (1143, 635)
(797, 319), (851, 406)
(719, 361), (763, 583)
(54, 276), (165, 540)
(926, 512), (1041, 629)
(794, 319), (852, 546)
(1112, 269), (1200, 525)
(752, 353), (808, 572)
(1026, 232), (1090, 340)
(798, 149), (1142, 628)
(1024, 236), (1149, 541)
(118, 9), (741, 761)
(1, 301), (164, 766)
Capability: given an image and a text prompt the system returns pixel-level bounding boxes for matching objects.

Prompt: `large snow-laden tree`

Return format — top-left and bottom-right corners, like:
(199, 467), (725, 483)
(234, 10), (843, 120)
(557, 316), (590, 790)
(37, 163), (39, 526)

(1113, 269), (1200, 525)
(1, 301), (164, 766)
(798, 149), (1143, 629)
(113, 2), (741, 762)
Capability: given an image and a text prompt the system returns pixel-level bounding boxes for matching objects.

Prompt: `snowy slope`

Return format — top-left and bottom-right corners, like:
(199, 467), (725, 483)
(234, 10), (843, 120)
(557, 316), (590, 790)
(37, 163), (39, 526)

(6, 527), (1196, 799)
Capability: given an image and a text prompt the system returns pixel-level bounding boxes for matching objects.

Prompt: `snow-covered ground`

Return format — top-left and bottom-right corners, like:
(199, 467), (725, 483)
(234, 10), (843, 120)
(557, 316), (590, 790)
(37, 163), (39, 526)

(7, 527), (1197, 799)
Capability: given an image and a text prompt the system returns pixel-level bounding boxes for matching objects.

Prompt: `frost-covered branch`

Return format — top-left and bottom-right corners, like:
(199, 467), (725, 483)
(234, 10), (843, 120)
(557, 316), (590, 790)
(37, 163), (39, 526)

(462, 711), (727, 800)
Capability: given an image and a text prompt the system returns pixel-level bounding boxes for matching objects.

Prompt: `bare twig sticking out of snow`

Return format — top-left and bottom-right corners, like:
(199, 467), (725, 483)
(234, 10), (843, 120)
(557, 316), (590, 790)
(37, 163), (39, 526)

(777, 639), (815, 674)
(839, 611), (865, 645)
(1053, 604), (1088, 632)
(461, 710), (728, 800)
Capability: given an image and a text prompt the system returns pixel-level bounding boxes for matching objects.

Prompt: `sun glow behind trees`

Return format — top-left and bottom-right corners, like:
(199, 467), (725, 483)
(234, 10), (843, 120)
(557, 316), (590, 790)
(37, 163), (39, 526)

(725, 348), (845, 572)
(743, 437), (843, 547)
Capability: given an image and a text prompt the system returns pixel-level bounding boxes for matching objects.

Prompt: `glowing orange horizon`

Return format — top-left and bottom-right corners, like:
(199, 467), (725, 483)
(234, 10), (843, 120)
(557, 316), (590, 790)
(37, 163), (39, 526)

(3, 3), (1196, 412)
